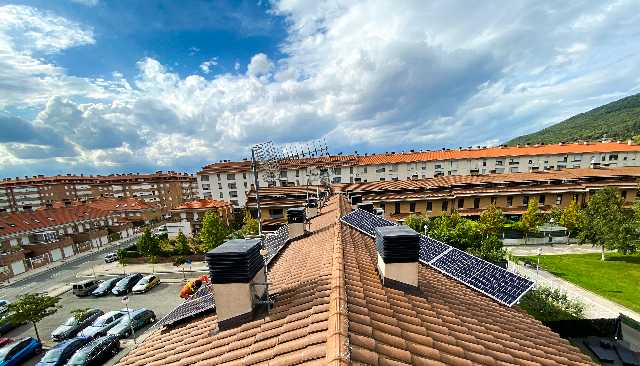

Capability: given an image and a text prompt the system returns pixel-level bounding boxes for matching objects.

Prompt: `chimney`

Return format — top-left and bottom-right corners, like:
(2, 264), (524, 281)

(286, 207), (306, 239)
(305, 197), (318, 218)
(374, 207), (385, 218)
(374, 226), (420, 290)
(206, 239), (266, 330)
(357, 201), (374, 213)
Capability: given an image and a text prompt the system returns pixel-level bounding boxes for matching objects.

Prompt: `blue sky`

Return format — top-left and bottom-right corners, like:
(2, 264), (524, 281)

(1, 0), (640, 177)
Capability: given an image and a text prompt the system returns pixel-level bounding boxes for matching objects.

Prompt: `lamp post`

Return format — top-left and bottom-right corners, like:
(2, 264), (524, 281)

(536, 248), (542, 284)
(121, 296), (136, 344)
(423, 224), (428, 236)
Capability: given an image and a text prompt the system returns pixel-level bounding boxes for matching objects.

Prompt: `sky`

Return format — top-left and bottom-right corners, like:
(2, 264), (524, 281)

(1, 0), (640, 178)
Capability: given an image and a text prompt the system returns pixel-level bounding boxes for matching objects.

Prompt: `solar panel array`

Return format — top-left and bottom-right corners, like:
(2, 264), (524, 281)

(156, 292), (215, 328)
(340, 209), (534, 306)
(264, 225), (289, 265)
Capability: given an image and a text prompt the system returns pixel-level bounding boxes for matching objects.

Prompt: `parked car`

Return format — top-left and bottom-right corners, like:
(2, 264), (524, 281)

(72, 280), (100, 297)
(0, 315), (22, 337)
(77, 311), (125, 339)
(0, 337), (41, 366)
(0, 340), (11, 348)
(0, 301), (9, 315)
(107, 309), (156, 339)
(35, 337), (89, 366)
(66, 335), (120, 366)
(132, 275), (160, 294)
(104, 253), (118, 263)
(50, 309), (104, 341)
(111, 273), (143, 296)
(91, 277), (122, 297)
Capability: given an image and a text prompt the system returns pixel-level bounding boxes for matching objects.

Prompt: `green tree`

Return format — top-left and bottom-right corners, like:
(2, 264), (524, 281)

(559, 199), (581, 243)
(578, 187), (626, 260)
(517, 286), (585, 321)
(467, 236), (507, 265)
(174, 231), (192, 255)
(478, 205), (505, 238)
(520, 198), (542, 244)
(117, 248), (128, 274)
(199, 211), (230, 251)
(136, 228), (156, 257)
(405, 214), (430, 234)
(239, 211), (259, 237)
(70, 308), (91, 322)
(429, 211), (481, 251)
(8, 293), (61, 342)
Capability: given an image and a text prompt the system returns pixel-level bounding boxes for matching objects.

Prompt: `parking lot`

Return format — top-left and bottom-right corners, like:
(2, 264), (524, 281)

(2, 276), (184, 365)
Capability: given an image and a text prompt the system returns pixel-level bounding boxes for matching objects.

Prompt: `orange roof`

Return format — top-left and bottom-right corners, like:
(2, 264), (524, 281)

(47, 198), (158, 212)
(173, 199), (232, 210)
(0, 172), (194, 187)
(0, 205), (113, 237)
(200, 142), (640, 172)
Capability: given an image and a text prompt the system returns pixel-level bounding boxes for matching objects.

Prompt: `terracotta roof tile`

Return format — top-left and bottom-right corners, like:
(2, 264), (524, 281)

(0, 204), (113, 237)
(173, 199), (233, 210)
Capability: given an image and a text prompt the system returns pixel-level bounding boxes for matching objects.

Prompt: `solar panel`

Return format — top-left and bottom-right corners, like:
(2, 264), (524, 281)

(264, 225), (289, 265)
(157, 293), (215, 327)
(418, 235), (451, 263)
(340, 209), (396, 237)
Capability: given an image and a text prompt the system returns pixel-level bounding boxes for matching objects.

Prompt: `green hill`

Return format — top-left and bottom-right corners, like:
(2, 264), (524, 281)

(507, 93), (640, 145)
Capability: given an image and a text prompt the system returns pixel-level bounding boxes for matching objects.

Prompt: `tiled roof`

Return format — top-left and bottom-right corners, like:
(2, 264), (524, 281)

(199, 142), (640, 172)
(173, 199), (233, 210)
(0, 205), (112, 237)
(47, 198), (158, 212)
(115, 196), (594, 366)
(0, 172), (194, 187)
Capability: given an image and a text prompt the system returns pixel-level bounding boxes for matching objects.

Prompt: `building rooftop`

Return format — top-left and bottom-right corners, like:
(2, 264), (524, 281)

(0, 171), (194, 187)
(0, 205), (113, 237)
(116, 196), (593, 366)
(172, 199), (233, 210)
(48, 198), (159, 212)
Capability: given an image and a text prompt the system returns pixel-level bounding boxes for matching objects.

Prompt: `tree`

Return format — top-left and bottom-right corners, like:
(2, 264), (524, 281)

(559, 199), (581, 243)
(199, 211), (230, 251)
(8, 293), (61, 342)
(478, 205), (505, 238)
(578, 187), (626, 260)
(70, 308), (91, 322)
(429, 211), (481, 251)
(467, 236), (507, 265)
(239, 211), (259, 237)
(117, 248), (128, 274)
(520, 198), (542, 244)
(517, 286), (585, 321)
(405, 214), (430, 234)
(136, 228), (156, 257)
(174, 232), (192, 256)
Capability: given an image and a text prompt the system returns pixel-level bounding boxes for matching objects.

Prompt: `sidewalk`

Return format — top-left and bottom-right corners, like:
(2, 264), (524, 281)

(507, 243), (607, 256)
(0, 234), (140, 289)
(511, 261), (640, 322)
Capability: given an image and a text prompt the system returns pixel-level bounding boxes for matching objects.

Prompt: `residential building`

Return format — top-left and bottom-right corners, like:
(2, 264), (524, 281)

(245, 186), (321, 230)
(115, 195), (594, 366)
(50, 198), (164, 226)
(0, 204), (132, 281)
(197, 141), (640, 207)
(167, 199), (234, 238)
(0, 171), (198, 213)
(339, 166), (640, 220)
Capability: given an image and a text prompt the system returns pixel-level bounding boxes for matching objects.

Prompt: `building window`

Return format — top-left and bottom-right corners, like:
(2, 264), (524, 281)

(218, 183), (222, 189)
(379, 202), (385, 210)
(394, 202), (401, 214)
(379, 177), (385, 181)
(296, 170), (300, 177)
(243, 172), (247, 179)
(409, 202), (416, 212)
(376, 167), (385, 173)
(244, 182), (248, 188)
(363, 167), (368, 173)
(426, 201), (432, 211)
(332, 177), (342, 183)
(622, 190), (627, 200)
(202, 184), (210, 190)
(228, 182), (237, 189)
(334, 168), (341, 175)
(434, 164), (442, 169)
(280, 171), (287, 178)
(269, 208), (284, 218)
(556, 194), (562, 205)
(226, 173), (236, 180)
(201, 175), (209, 181)
(458, 199), (464, 209)
(609, 154), (618, 161)
(474, 198), (480, 209)
(507, 196), (513, 207)
(539, 195), (545, 205)
(482, 161), (486, 167)
(349, 167), (353, 174)
(230, 200), (238, 206)
(216, 173), (220, 180)
(490, 196), (496, 205)
(219, 192), (223, 198)
(496, 160), (504, 166)
(523, 196), (529, 206)
(442, 201), (448, 212)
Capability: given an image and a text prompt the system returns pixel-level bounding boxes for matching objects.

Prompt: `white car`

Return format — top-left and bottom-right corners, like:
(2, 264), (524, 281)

(0, 300), (10, 314)
(104, 253), (118, 263)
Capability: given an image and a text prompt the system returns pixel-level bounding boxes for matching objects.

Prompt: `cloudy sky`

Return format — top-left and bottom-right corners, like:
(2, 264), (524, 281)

(1, 0), (639, 177)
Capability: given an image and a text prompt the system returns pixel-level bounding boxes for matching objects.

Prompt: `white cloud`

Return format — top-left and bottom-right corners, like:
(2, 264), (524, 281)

(70, 0), (100, 6)
(1, 1), (640, 175)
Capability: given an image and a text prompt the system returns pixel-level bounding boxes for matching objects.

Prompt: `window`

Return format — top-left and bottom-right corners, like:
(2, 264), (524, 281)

(556, 194), (562, 205)
(394, 202), (401, 214)
(409, 202), (416, 212)
(490, 196), (497, 205)
(218, 183), (222, 189)
(376, 167), (385, 173)
(216, 173), (220, 180)
(279, 171), (287, 178)
(434, 164), (442, 169)
(474, 198), (480, 209)
(269, 208), (284, 218)
(442, 201), (449, 212)
(622, 190), (627, 200)
(507, 196), (513, 207)
(458, 199), (464, 209)
(243, 172), (247, 179)
(601, 155), (606, 161)
(228, 182), (237, 189)
(539, 195), (545, 205)
(496, 160), (504, 166)
(244, 182), (248, 188)
(332, 177), (342, 183)
(609, 154), (619, 161)
(201, 184), (210, 190)
(482, 161), (487, 167)
(334, 168), (341, 175)
(426, 201), (432, 211)
(379, 177), (385, 181)
(363, 167), (368, 173)
(379, 203), (385, 210)
(528, 160), (533, 164)
(296, 170), (300, 177)
(226, 173), (235, 180)
(201, 175), (209, 181)
(219, 192), (223, 198)
(523, 196), (529, 206)
(349, 167), (353, 174)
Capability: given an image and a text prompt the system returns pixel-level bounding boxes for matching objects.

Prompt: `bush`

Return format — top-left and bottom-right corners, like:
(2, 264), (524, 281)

(518, 286), (585, 321)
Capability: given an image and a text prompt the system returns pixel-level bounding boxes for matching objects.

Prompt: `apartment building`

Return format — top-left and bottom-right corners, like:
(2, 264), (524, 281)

(52, 197), (164, 226)
(339, 166), (640, 220)
(0, 171), (198, 213)
(245, 186), (321, 230)
(166, 199), (234, 238)
(197, 141), (640, 207)
(0, 204), (133, 281)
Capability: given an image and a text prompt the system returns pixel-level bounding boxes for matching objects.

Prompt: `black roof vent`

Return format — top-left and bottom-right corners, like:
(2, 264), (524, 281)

(206, 239), (263, 284)
(357, 202), (374, 213)
(375, 226), (419, 263)
(306, 201), (317, 208)
(287, 207), (306, 223)
(350, 195), (362, 205)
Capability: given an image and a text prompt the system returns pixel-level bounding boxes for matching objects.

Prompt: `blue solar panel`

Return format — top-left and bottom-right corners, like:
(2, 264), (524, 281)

(340, 209), (396, 237)
(157, 293), (215, 327)
(264, 225), (289, 265)
(430, 248), (488, 282)
(418, 235), (451, 263)
(468, 265), (534, 306)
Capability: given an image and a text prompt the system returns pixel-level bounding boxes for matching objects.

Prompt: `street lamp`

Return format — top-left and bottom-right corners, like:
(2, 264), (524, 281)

(121, 296), (136, 344)
(423, 224), (428, 236)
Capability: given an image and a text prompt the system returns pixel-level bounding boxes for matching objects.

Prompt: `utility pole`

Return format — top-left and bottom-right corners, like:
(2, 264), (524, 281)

(251, 148), (263, 237)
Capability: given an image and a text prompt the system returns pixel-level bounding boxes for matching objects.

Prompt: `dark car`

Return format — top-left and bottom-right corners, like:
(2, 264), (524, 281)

(35, 337), (89, 366)
(106, 309), (156, 339)
(72, 280), (100, 297)
(0, 315), (22, 337)
(76, 311), (125, 339)
(91, 277), (122, 297)
(66, 335), (120, 366)
(0, 337), (41, 366)
(111, 273), (143, 296)
(50, 309), (104, 341)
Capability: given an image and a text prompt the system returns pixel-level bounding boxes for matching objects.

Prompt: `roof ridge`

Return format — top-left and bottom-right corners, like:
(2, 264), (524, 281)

(325, 196), (350, 365)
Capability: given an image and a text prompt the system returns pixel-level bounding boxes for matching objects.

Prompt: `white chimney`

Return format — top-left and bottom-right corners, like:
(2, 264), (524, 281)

(287, 207), (306, 239)
(206, 239), (266, 330)
(374, 226), (420, 290)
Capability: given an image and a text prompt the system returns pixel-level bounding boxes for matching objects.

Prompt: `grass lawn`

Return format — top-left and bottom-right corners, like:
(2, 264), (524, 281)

(517, 253), (640, 313)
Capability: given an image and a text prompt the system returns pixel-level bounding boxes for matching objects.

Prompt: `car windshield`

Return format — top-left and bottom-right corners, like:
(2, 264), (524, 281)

(64, 316), (79, 326)
(138, 278), (149, 284)
(67, 349), (89, 365)
(41, 348), (63, 363)
(94, 314), (113, 326)
(98, 279), (117, 288)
